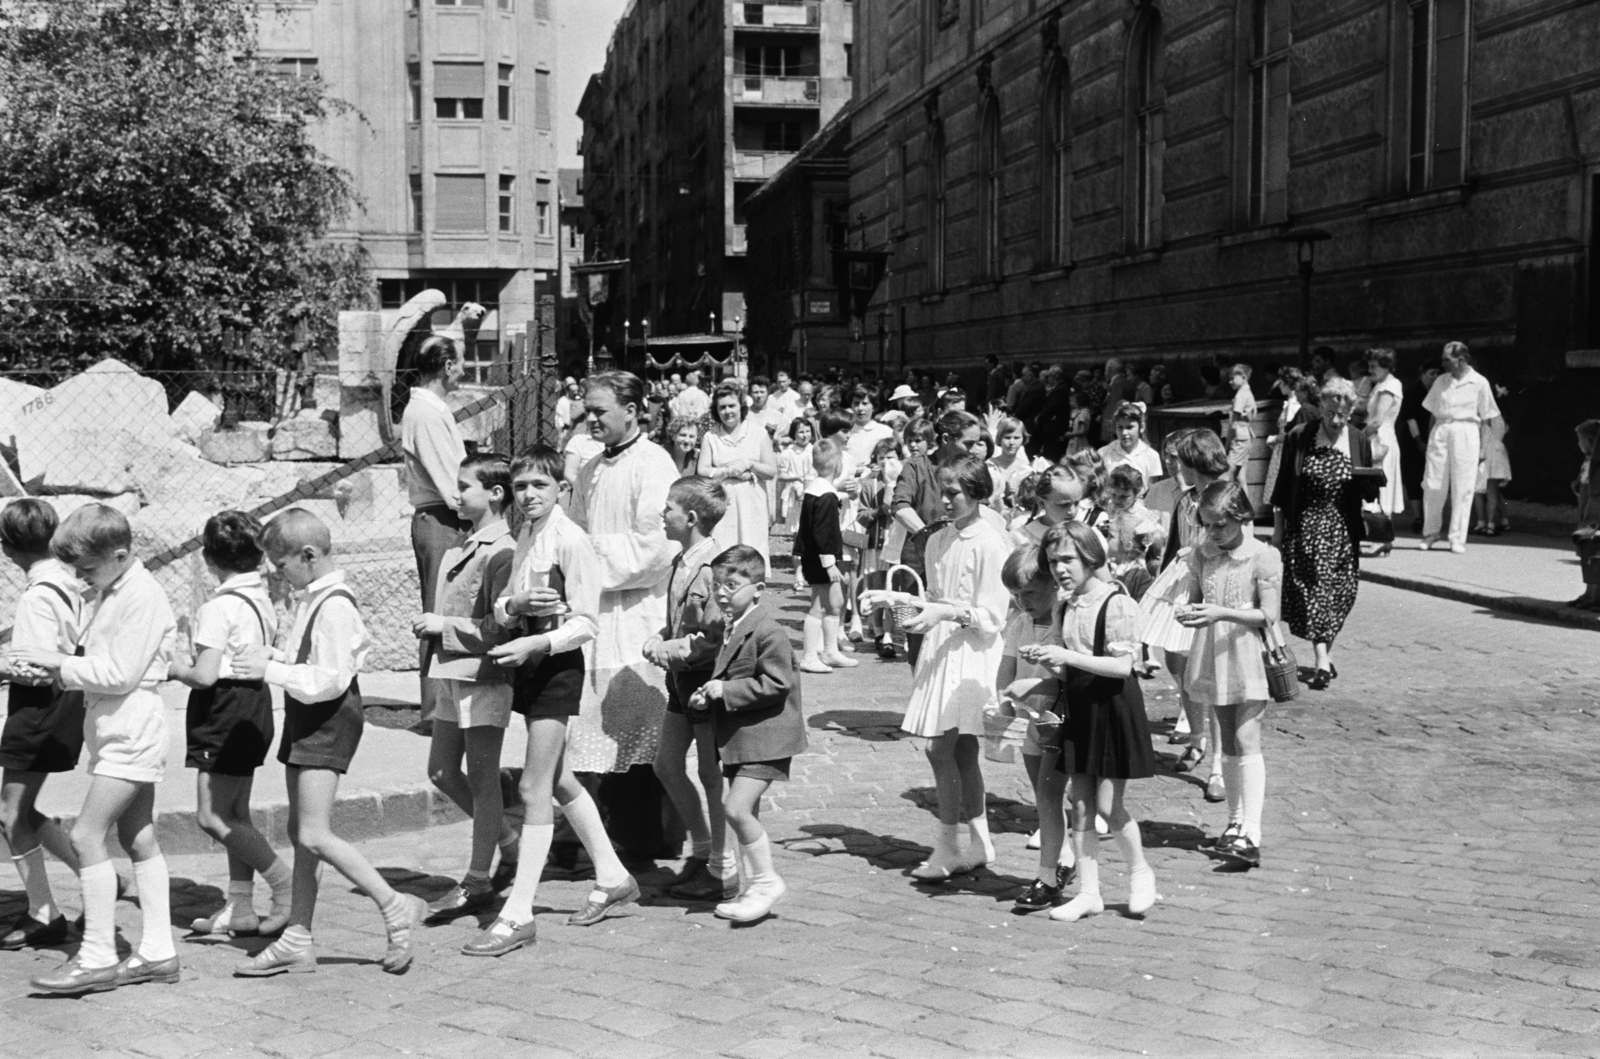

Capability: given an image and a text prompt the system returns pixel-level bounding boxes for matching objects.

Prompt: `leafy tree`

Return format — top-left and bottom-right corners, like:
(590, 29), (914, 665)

(0, 0), (372, 381)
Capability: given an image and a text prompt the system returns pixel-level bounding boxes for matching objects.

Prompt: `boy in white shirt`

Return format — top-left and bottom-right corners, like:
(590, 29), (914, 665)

(232, 509), (424, 977)
(14, 504), (178, 994)
(0, 499), (85, 952)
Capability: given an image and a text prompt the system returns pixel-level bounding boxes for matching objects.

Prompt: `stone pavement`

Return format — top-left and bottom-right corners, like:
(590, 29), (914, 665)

(3, 581), (1600, 1058)
(1369, 526), (1598, 629)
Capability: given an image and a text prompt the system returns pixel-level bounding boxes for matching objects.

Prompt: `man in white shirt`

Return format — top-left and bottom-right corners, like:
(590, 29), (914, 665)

(767, 370), (802, 423)
(1420, 341), (1502, 553)
(670, 372), (711, 421)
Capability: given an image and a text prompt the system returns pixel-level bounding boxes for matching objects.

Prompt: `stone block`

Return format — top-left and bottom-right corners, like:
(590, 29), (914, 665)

(272, 411), (339, 460)
(333, 471), (374, 520)
(338, 310), (387, 385)
(340, 382), (387, 458)
(129, 444), (266, 509)
(13, 360), (180, 493)
(0, 377), (46, 446)
(198, 421), (272, 464)
(448, 388), (506, 447)
(169, 391), (223, 444)
(18, 428), (138, 495)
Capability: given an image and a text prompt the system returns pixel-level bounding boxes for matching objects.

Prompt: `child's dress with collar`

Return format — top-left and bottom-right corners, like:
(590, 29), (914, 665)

(1181, 535), (1283, 706)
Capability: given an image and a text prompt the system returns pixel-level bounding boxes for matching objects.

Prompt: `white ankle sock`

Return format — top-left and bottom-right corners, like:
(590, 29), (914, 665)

(740, 834), (777, 885)
(965, 814), (995, 864)
(1238, 753), (1266, 844)
(133, 856), (177, 962)
(1222, 754), (1243, 826)
(500, 823), (554, 925)
(78, 861), (118, 968)
(12, 846), (57, 922)
(559, 790), (629, 893)
(1050, 832), (1102, 921)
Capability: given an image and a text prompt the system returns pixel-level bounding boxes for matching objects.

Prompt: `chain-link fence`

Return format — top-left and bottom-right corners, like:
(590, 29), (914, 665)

(0, 354), (563, 670)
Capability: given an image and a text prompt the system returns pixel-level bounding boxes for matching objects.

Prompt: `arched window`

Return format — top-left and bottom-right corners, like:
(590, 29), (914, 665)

(929, 123), (947, 291)
(1246, 0), (1290, 225)
(1126, 7), (1164, 250)
(1040, 59), (1071, 266)
(977, 95), (1001, 279)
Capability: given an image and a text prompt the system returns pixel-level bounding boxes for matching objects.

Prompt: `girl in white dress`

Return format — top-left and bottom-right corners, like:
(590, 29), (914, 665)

(1175, 481), (1283, 869)
(986, 417), (1033, 519)
(1362, 349), (1406, 533)
(775, 419), (815, 532)
(897, 454), (1012, 880)
(698, 385), (777, 567)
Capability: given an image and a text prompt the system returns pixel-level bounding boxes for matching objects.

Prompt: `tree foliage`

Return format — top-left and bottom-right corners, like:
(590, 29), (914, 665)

(0, 0), (372, 377)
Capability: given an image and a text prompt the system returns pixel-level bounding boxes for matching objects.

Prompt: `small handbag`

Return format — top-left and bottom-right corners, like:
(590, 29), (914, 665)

(1261, 621), (1299, 704)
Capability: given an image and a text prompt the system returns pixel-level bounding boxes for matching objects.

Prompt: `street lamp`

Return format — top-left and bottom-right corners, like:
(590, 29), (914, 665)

(1279, 227), (1332, 366)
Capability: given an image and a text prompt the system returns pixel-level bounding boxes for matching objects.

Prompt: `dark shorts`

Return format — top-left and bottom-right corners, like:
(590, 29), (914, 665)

(278, 680), (364, 774)
(665, 669), (714, 721)
(512, 649), (584, 719)
(721, 757), (791, 783)
(0, 684), (86, 774)
(186, 680), (274, 776)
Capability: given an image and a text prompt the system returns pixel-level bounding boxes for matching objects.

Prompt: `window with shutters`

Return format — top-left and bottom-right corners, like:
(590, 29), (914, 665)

(1246, 0), (1290, 225)
(536, 178), (552, 235)
(435, 174), (486, 230)
(1039, 58), (1071, 266)
(499, 175), (516, 232)
(535, 69), (552, 131)
(977, 95), (1000, 279)
(435, 0), (484, 6)
(1125, 7), (1164, 250)
(1400, 0), (1469, 192)
(407, 63), (421, 122)
(498, 64), (514, 121)
(435, 62), (485, 119)
(410, 174), (424, 232)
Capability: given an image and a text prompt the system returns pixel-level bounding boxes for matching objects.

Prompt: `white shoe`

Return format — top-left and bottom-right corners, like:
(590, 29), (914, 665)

(1449, 544), (1466, 554)
(1128, 867), (1158, 916)
(714, 875), (786, 922)
(1048, 892), (1104, 922)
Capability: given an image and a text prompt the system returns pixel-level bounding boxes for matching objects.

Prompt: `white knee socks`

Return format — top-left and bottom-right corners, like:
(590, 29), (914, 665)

(1238, 753), (1266, 844)
(77, 861), (118, 968)
(965, 814), (995, 866)
(559, 790), (629, 892)
(1222, 754), (1243, 826)
(12, 846), (57, 922)
(1050, 831), (1103, 921)
(133, 856), (176, 962)
(500, 823), (554, 925)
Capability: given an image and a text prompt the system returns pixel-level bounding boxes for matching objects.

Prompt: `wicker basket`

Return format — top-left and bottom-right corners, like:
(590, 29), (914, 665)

(982, 706), (1031, 764)
(865, 564), (925, 634)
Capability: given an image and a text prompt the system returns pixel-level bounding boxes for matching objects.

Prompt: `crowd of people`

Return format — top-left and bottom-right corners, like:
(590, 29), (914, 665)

(0, 332), (1571, 993)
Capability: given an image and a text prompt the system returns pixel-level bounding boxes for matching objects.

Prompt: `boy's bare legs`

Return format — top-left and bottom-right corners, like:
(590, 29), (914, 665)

(715, 775), (785, 921)
(425, 721), (505, 916)
(1, 770), (79, 940)
(193, 773), (292, 936)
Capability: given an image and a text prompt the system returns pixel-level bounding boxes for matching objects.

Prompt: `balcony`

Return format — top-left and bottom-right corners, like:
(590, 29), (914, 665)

(731, 150), (797, 180)
(728, 224), (747, 255)
(734, 2), (819, 30)
(733, 75), (820, 107)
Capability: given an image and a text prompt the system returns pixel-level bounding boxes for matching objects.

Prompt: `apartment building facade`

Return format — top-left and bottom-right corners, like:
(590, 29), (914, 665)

(256, 0), (560, 382)
(577, 0), (852, 370)
(847, 0), (1600, 500)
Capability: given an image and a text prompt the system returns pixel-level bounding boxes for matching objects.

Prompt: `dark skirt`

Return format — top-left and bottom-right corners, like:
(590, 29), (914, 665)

(1057, 673), (1156, 780)
(512, 648), (584, 719)
(187, 679), (274, 776)
(0, 684), (86, 774)
(279, 679), (365, 774)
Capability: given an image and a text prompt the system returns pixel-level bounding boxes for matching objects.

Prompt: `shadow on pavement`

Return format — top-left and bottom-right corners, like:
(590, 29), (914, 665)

(808, 709), (905, 741)
(791, 823), (1030, 902)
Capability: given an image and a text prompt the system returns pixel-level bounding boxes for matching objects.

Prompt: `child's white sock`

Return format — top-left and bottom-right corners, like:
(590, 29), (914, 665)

(801, 614), (825, 663)
(500, 823), (554, 925)
(1112, 820), (1157, 915)
(1222, 754), (1244, 827)
(912, 823), (964, 877)
(133, 856), (177, 962)
(1238, 753), (1266, 844)
(77, 861), (119, 968)
(965, 814), (995, 866)
(1050, 832), (1103, 921)
(12, 846), (58, 922)
(558, 789), (630, 894)
(261, 923), (313, 962)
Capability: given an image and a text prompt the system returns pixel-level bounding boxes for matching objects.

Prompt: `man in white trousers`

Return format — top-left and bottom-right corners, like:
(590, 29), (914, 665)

(1419, 341), (1501, 554)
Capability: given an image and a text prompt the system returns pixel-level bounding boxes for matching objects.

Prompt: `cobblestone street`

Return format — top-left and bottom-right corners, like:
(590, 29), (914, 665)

(3, 582), (1600, 1058)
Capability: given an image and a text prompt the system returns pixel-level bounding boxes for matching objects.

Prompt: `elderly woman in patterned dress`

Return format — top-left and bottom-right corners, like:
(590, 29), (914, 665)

(1270, 377), (1377, 691)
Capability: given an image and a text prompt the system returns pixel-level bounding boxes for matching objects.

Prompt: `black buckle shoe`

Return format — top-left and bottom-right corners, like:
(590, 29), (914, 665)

(1219, 833), (1261, 868)
(0, 913), (70, 951)
(1013, 877), (1062, 911)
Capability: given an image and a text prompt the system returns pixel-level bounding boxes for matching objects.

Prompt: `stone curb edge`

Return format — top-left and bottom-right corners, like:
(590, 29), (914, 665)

(55, 785), (468, 857)
(1360, 568), (1600, 631)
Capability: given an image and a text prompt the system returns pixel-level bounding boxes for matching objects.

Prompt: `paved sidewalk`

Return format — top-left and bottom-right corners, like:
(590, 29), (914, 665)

(1361, 528), (1598, 629)
(4, 582), (1600, 1057)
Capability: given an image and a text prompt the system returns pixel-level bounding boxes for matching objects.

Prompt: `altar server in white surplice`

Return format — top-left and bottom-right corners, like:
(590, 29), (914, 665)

(566, 372), (680, 773)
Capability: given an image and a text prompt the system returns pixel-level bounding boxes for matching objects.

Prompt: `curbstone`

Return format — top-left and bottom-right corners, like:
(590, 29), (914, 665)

(1359, 568), (1600, 630)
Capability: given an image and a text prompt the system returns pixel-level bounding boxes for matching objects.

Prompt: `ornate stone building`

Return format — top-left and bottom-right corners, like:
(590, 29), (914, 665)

(847, 0), (1600, 499)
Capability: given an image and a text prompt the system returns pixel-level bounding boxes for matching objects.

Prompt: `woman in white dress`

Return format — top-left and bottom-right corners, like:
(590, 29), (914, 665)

(698, 383), (777, 566)
(1361, 348), (1406, 538)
